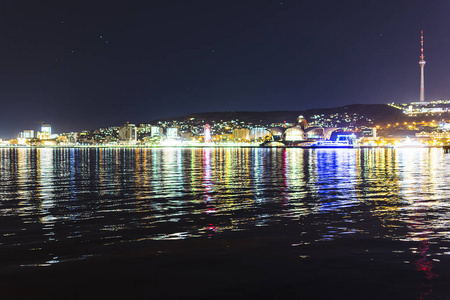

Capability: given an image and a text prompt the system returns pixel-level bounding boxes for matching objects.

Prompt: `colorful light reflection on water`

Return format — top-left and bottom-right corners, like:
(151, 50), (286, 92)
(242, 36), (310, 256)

(1, 147), (450, 279)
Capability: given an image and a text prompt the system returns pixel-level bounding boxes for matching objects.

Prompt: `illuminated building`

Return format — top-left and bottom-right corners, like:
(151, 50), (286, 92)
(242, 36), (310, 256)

(304, 127), (338, 140)
(283, 127), (305, 141)
(19, 130), (34, 139)
(282, 116), (308, 142)
(267, 128), (284, 141)
(232, 128), (250, 140)
(58, 132), (78, 144)
(359, 127), (377, 139)
(166, 127), (179, 139)
(151, 126), (163, 137)
(419, 30), (426, 102)
(119, 122), (137, 143)
(262, 116), (342, 146)
(37, 131), (50, 140)
(36, 124), (52, 140)
(250, 128), (270, 140)
(41, 124), (51, 136)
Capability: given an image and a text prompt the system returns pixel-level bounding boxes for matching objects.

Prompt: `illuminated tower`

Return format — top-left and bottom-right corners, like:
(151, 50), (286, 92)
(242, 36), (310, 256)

(419, 30), (426, 102)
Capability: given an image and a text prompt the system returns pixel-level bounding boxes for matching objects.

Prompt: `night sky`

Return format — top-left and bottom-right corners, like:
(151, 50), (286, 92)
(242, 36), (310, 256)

(0, 0), (449, 137)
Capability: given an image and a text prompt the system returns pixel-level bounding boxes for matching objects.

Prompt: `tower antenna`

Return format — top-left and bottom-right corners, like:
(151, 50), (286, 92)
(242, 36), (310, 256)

(419, 30), (426, 102)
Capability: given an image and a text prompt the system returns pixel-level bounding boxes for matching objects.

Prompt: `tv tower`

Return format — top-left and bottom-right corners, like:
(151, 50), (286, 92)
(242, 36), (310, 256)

(419, 30), (426, 102)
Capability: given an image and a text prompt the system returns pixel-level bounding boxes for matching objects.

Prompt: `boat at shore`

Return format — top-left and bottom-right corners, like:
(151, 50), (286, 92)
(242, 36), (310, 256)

(310, 134), (357, 148)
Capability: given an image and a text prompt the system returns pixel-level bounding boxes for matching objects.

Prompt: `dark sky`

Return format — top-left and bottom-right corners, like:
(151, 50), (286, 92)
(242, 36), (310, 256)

(0, 0), (449, 137)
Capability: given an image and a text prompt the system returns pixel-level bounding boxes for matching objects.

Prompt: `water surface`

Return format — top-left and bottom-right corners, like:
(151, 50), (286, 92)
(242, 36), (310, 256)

(1, 147), (450, 298)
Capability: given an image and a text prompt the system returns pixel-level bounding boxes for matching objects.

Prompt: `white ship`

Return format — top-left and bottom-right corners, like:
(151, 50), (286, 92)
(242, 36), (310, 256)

(310, 135), (357, 148)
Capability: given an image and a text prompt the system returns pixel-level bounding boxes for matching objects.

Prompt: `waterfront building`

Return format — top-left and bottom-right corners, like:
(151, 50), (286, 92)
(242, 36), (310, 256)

(262, 116), (342, 145)
(151, 126), (164, 137)
(166, 127), (179, 139)
(359, 127), (377, 138)
(58, 132), (78, 144)
(37, 131), (51, 140)
(283, 127), (305, 141)
(19, 130), (34, 139)
(304, 127), (338, 140)
(36, 124), (53, 140)
(268, 128), (284, 141)
(119, 122), (137, 143)
(41, 124), (51, 135)
(232, 128), (250, 141)
(282, 115), (308, 142)
(250, 128), (270, 140)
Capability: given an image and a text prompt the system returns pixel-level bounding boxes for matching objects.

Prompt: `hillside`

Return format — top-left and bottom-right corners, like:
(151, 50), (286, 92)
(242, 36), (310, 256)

(151, 104), (406, 125)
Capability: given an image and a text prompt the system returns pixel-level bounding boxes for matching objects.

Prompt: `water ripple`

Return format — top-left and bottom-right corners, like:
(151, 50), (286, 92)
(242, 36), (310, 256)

(1, 147), (450, 269)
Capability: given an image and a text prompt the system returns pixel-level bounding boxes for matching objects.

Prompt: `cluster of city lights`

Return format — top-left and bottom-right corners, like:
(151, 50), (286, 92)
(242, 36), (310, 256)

(4, 107), (450, 148)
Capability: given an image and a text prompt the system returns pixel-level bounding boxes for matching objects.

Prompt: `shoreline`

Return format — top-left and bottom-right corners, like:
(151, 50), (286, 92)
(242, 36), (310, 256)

(0, 145), (444, 149)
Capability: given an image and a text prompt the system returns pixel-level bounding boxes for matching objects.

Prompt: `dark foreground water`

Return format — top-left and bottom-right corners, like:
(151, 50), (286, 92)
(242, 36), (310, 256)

(1, 147), (450, 299)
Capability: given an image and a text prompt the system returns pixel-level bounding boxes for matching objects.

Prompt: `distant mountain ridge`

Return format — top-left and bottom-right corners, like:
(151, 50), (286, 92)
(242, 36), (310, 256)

(151, 104), (405, 125)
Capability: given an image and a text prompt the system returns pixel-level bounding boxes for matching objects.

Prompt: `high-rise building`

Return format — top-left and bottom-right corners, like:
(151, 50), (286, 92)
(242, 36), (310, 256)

(119, 122), (137, 143)
(166, 127), (179, 139)
(36, 124), (52, 140)
(41, 124), (51, 135)
(419, 30), (426, 102)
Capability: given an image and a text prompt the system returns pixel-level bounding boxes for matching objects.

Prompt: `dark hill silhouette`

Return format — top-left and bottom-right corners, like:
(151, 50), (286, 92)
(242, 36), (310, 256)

(151, 104), (405, 125)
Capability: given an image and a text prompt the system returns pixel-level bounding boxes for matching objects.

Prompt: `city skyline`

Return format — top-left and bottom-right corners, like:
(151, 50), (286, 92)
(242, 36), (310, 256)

(1, 1), (450, 138)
